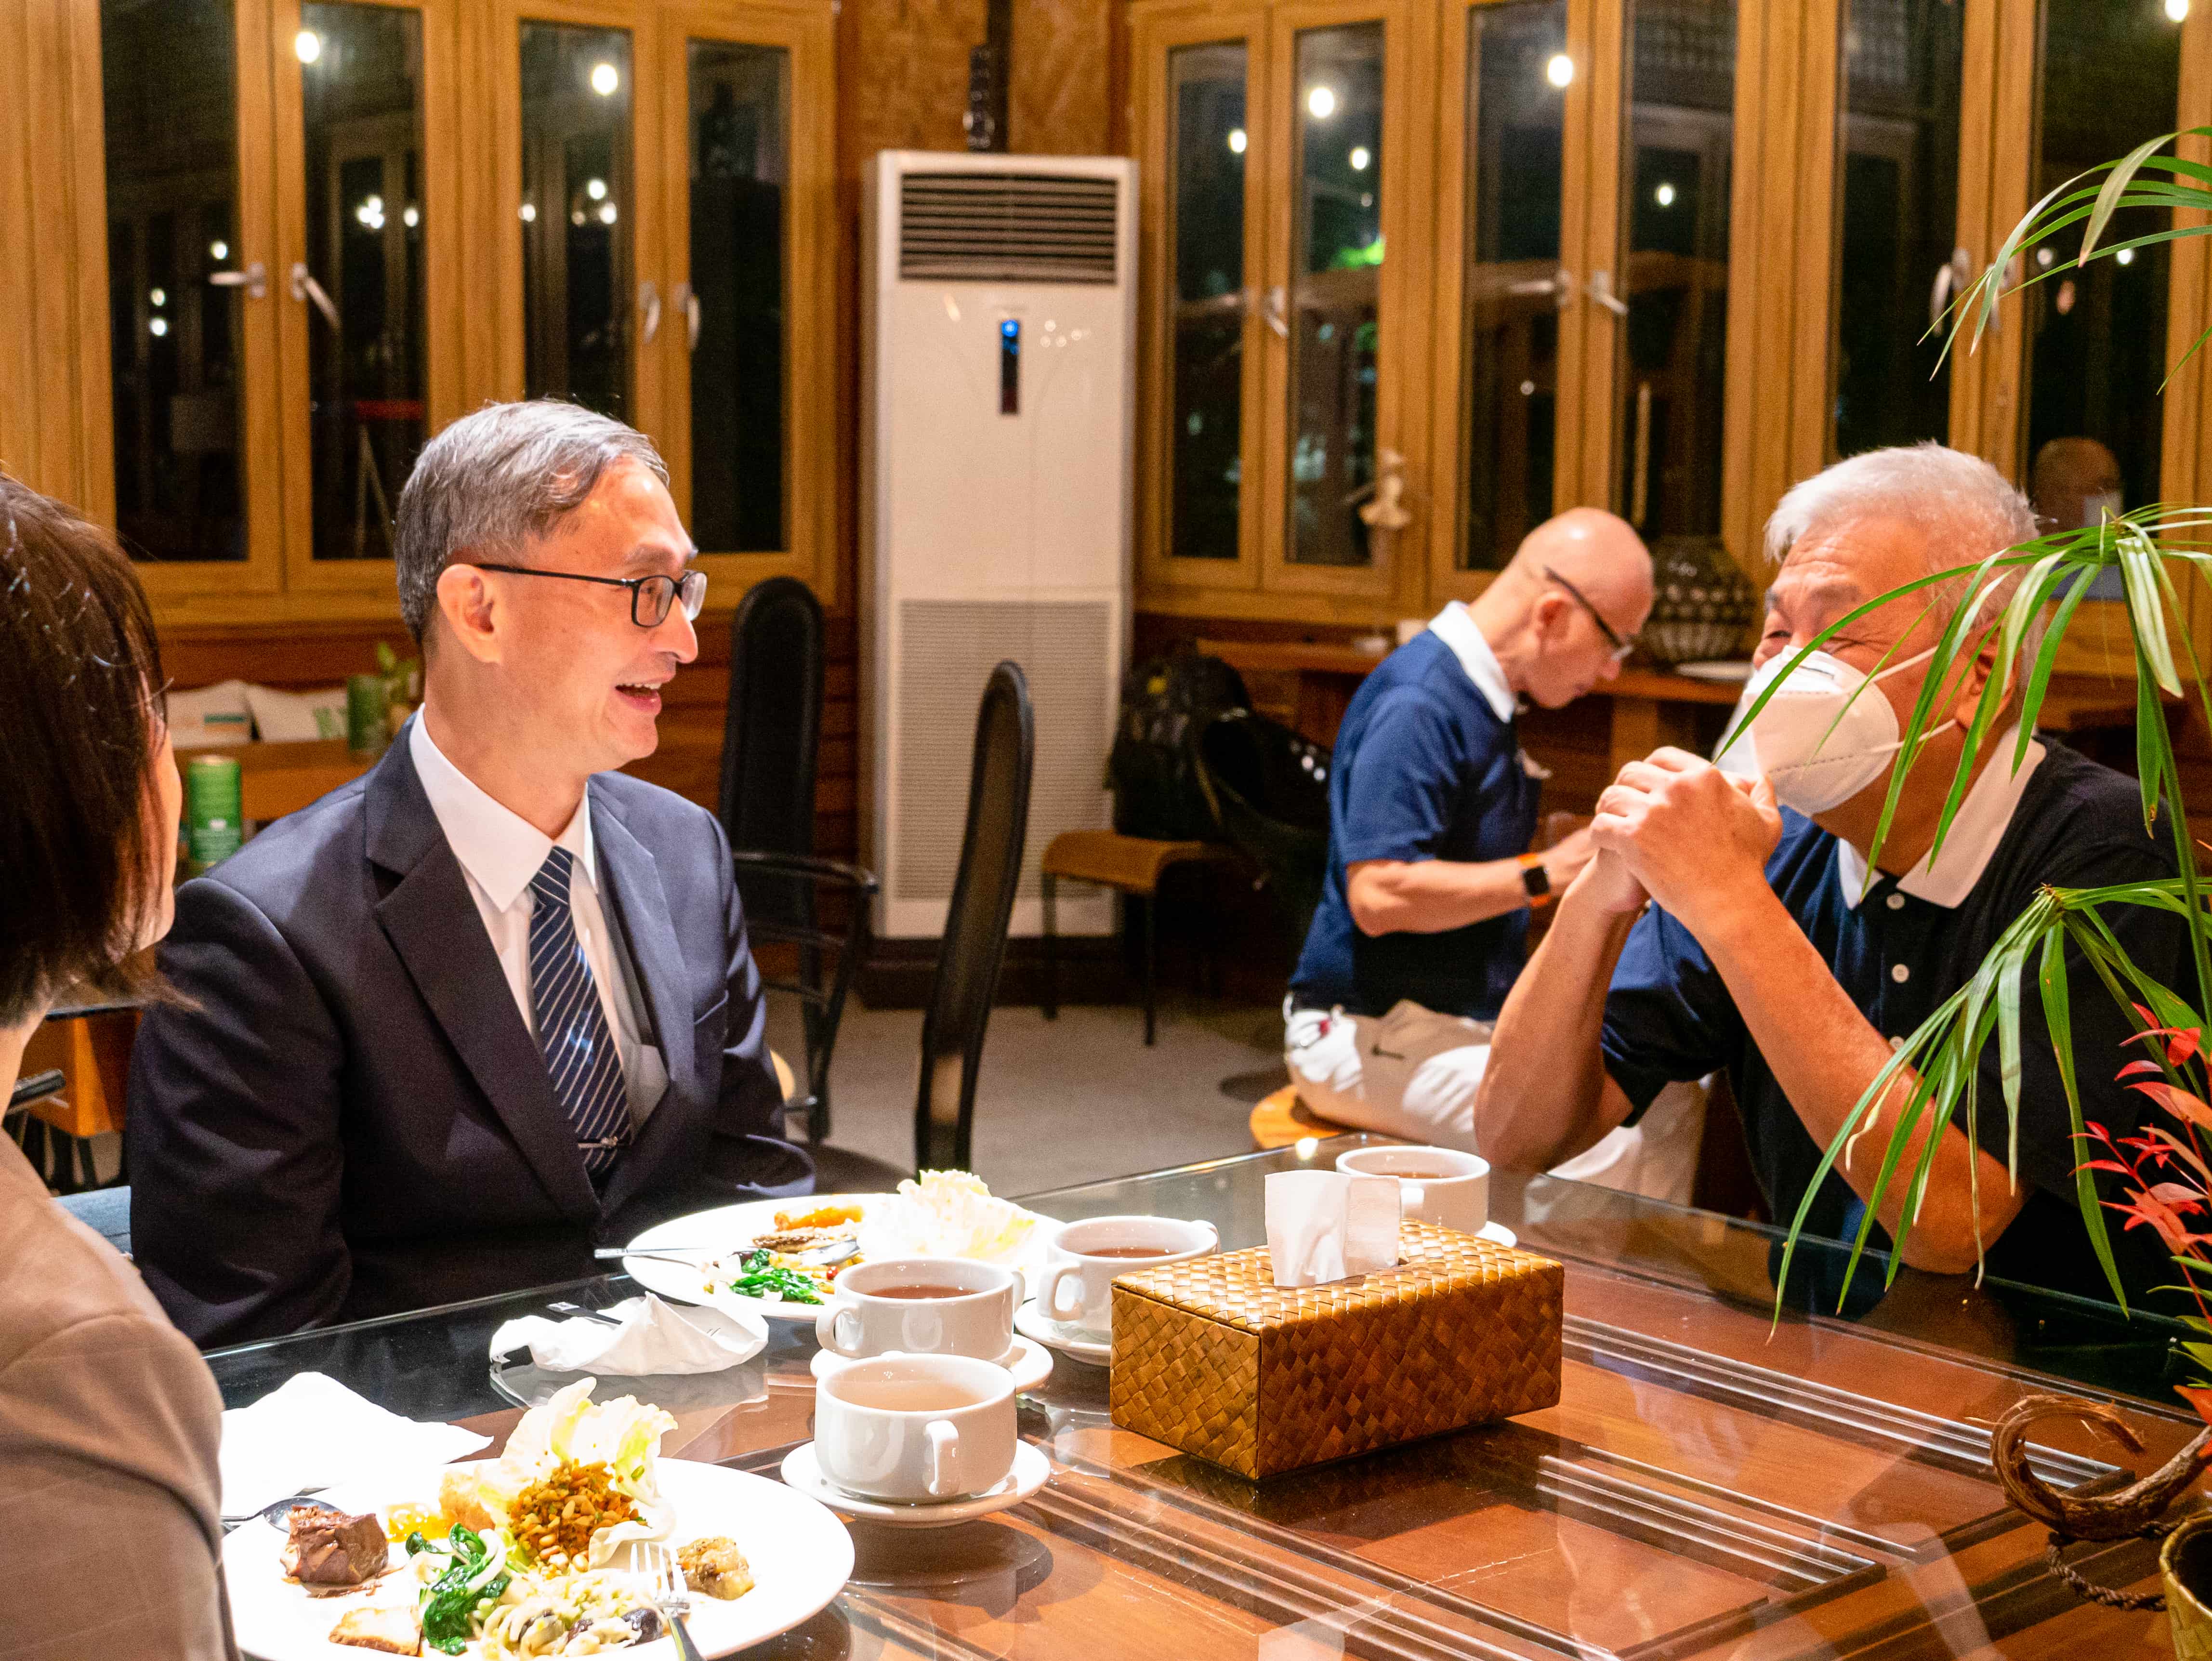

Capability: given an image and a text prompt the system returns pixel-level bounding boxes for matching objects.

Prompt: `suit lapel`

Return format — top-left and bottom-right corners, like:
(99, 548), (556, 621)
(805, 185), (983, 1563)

(590, 785), (708, 1217)
(366, 737), (599, 1220)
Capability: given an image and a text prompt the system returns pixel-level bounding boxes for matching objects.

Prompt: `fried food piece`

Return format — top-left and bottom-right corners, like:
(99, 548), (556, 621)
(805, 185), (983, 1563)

(437, 1468), (498, 1534)
(678, 1535), (754, 1600)
(773, 1202), (863, 1231)
(329, 1605), (422, 1654)
(282, 1505), (390, 1585)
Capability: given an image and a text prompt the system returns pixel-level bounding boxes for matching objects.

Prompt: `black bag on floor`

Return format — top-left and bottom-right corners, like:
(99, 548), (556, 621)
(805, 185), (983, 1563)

(1107, 651), (1249, 841)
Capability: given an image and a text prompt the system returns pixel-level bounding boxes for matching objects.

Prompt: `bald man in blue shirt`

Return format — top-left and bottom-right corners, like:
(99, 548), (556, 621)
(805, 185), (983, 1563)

(1286, 510), (1701, 1194)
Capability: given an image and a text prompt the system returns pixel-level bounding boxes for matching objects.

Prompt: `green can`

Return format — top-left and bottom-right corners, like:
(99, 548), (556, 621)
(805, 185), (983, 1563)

(346, 672), (390, 756)
(185, 753), (244, 874)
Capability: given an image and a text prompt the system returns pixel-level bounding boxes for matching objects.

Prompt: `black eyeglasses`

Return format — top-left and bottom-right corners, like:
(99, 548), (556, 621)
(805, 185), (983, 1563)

(465, 563), (707, 627)
(1541, 564), (1635, 662)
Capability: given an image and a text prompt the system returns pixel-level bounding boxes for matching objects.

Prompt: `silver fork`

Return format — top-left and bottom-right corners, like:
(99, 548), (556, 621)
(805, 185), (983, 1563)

(636, 1541), (703, 1661)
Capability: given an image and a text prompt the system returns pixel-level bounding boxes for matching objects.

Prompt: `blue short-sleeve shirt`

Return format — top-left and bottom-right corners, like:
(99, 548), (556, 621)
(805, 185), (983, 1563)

(1290, 626), (1540, 1021)
(1599, 740), (2184, 1306)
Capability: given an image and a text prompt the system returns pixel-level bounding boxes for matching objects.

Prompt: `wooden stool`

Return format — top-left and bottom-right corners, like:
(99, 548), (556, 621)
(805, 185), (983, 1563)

(1039, 830), (1238, 1045)
(1247, 1084), (1355, 1149)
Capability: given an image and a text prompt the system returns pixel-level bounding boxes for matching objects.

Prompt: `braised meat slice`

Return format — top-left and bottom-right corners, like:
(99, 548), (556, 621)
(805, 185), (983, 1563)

(282, 1504), (391, 1585)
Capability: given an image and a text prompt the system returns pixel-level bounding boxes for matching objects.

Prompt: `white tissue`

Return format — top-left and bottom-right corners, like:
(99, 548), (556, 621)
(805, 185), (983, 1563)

(487, 1293), (766, 1377)
(1265, 1170), (1402, 1288)
(219, 1372), (491, 1518)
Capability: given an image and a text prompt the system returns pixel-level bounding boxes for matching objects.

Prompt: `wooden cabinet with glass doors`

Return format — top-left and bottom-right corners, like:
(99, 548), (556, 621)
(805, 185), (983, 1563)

(1132, 0), (2212, 648)
(38, 0), (834, 627)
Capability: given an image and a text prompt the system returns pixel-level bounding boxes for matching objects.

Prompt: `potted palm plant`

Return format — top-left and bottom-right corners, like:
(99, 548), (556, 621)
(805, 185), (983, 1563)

(1755, 130), (2212, 1632)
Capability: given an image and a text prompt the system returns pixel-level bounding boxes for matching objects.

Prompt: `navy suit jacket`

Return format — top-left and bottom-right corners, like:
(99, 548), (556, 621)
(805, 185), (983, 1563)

(127, 733), (813, 1347)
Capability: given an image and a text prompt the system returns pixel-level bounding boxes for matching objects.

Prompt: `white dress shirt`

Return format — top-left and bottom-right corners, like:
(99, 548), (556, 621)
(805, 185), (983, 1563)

(1425, 600), (1519, 723)
(409, 714), (669, 1126)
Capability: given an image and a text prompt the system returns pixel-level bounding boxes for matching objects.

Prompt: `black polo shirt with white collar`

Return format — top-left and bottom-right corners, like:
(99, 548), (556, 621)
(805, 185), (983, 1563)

(1599, 736), (2185, 1306)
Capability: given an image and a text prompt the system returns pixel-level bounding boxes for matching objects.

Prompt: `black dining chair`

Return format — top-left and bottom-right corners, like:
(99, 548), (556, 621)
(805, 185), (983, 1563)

(731, 850), (878, 1145)
(914, 662), (1034, 1173)
(1192, 708), (1334, 947)
(719, 576), (836, 1129)
(718, 575), (825, 861)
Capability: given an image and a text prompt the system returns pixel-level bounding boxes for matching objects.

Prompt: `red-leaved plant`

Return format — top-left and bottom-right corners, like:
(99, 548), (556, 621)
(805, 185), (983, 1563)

(2080, 1007), (2212, 1425)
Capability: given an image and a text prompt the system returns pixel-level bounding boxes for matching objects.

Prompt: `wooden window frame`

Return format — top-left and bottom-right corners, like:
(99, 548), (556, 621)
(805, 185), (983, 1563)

(655, 0), (839, 607)
(269, 0), (466, 600)
(80, 0), (291, 609)
(1427, 0), (1598, 606)
(1132, 1), (1272, 603)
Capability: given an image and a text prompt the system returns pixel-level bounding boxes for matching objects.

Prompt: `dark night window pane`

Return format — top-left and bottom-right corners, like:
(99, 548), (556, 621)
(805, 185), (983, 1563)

(1617, 0), (1734, 540)
(2023, 0), (2180, 543)
(1288, 22), (1383, 567)
(1167, 40), (1246, 561)
(101, 0), (248, 562)
(522, 23), (633, 421)
(1461, 0), (1567, 571)
(300, 1), (428, 560)
(686, 39), (788, 553)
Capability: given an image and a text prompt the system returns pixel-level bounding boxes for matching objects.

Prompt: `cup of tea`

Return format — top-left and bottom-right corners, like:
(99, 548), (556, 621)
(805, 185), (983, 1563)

(1036, 1215), (1218, 1337)
(813, 1352), (1017, 1502)
(1335, 1145), (1489, 1235)
(814, 1256), (1020, 1364)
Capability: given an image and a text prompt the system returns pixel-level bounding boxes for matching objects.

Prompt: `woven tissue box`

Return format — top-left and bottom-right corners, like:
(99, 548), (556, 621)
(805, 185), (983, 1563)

(1108, 1219), (1562, 1478)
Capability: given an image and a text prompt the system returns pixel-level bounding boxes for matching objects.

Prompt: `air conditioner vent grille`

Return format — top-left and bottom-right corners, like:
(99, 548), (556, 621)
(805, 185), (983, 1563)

(898, 172), (1119, 285)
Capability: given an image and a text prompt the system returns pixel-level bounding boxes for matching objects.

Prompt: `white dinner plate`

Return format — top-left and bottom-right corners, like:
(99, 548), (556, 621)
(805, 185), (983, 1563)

(623, 1193), (1051, 1322)
(224, 1457), (852, 1660)
(1671, 659), (1754, 683)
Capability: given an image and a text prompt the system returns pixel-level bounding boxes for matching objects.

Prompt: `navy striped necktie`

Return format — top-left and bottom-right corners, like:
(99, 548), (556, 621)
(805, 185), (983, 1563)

(528, 845), (628, 1178)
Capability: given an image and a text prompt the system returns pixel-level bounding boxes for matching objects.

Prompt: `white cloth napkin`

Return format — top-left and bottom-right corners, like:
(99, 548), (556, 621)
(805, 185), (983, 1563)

(487, 1293), (766, 1377)
(1265, 1170), (1402, 1287)
(219, 1371), (492, 1518)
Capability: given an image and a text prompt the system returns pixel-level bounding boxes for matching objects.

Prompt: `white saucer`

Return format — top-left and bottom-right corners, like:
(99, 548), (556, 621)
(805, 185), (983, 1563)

(1014, 1300), (1111, 1366)
(1478, 1221), (1516, 1249)
(809, 1335), (1053, 1393)
(780, 1439), (1051, 1529)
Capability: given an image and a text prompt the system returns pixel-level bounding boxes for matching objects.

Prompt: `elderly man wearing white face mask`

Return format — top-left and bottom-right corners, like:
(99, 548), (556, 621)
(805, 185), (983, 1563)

(1476, 444), (2187, 1305)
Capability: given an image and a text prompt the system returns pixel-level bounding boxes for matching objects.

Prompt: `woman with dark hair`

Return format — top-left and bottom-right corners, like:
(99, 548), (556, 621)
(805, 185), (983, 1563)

(0, 475), (236, 1658)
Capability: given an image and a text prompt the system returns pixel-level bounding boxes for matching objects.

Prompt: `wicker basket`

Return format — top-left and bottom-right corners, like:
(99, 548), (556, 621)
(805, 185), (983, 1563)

(1108, 1220), (1563, 1479)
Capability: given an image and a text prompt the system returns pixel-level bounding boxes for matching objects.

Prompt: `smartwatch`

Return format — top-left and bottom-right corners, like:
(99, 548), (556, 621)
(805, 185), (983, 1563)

(1517, 852), (1554, 910)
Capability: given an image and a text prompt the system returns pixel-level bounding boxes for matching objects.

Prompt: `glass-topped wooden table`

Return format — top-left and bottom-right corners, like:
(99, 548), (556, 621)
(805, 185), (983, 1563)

(205, 1139), (2208, 1658)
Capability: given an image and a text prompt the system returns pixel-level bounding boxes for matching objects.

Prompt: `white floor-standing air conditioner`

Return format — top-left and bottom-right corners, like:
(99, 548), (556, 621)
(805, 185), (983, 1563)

(861, 150), (1137, 942)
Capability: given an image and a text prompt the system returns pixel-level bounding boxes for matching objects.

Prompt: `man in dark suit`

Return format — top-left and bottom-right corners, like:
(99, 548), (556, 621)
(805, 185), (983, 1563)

(129, 400), (812, 1346)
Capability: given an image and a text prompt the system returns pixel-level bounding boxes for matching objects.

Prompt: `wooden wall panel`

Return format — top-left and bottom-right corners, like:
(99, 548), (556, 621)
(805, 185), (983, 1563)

(0, 0), (108, 511)
(1013, 0), (1114, 154)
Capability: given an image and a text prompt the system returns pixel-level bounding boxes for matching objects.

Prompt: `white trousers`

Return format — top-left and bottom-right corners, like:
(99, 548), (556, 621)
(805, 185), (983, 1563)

(1282, 998), (1707, 1204)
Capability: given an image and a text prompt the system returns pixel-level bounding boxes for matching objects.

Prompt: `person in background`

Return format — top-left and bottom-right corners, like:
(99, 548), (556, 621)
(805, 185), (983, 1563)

(1284, 509), (1702, 1198)
(0, 475), (236, 1659)
(2030, 435), (2124, 534)
(1477, 445), (2185, 1305)
(130, 400), (811, 1347)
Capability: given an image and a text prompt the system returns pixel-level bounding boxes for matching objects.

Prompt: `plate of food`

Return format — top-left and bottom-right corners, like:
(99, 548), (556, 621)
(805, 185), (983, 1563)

(224, 1379), (852, 1659)
(621, 1172), (1050, 1321)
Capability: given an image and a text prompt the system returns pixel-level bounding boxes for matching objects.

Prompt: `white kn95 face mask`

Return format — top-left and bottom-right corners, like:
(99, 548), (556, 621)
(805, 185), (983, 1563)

(1713, 644), (1939, 815)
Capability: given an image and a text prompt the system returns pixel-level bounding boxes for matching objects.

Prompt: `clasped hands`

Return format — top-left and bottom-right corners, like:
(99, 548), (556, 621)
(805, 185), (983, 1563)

(1575, 747), (1784, 931)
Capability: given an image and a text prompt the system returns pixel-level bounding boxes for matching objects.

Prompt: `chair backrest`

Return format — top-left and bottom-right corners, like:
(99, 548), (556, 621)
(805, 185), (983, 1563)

(718, 576), (824, 860)
(1192, 708), (1333, 945)
(914, 661), (1034, 1173)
